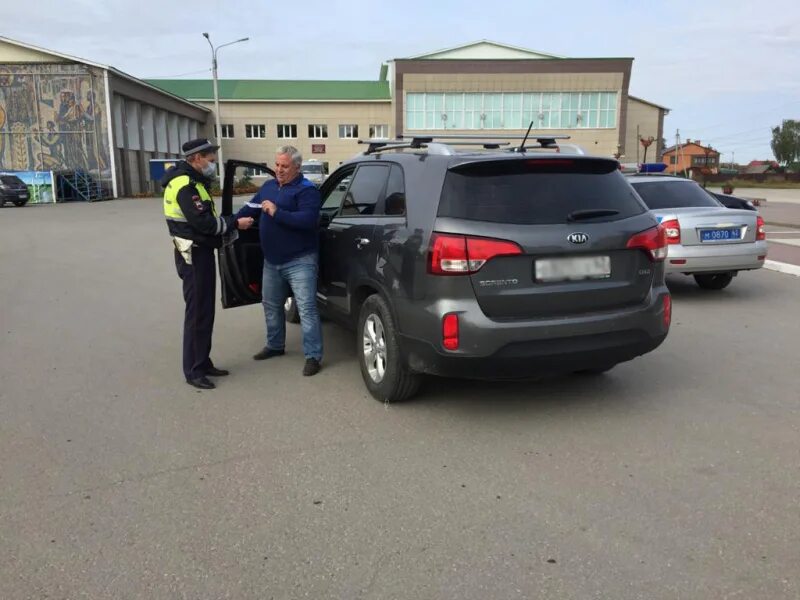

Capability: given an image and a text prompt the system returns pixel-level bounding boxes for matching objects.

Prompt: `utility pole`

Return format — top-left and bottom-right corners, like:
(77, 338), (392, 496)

(203, 32), (249, 184)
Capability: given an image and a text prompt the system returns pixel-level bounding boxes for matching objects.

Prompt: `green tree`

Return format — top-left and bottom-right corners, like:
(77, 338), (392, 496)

(771, 120), (800, 166)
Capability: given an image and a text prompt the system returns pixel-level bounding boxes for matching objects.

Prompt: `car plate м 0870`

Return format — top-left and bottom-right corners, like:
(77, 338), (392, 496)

(700, 228), (742, 242)
(535, 255), (611, 283)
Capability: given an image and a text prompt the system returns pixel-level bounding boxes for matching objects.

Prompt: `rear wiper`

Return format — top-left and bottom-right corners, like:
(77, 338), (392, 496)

(567, 208), (620, 221)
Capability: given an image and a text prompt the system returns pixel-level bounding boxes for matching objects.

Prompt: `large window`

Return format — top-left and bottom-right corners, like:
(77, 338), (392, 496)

(339, 124), (359, 139)
(308, 124), (328, 139)
(245, 124), (266, 139)
(277, 124), (297, 139)
(406, 92), (618, 130)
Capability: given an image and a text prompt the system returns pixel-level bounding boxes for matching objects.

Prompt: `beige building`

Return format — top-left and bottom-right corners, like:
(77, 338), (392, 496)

(150, 41), (668, 171)
(146, 80), (392, 175)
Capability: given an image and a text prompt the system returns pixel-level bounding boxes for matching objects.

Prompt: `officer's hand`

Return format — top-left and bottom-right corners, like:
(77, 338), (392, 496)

(261, 200), (277, 217)
(237, 217), (254, 230)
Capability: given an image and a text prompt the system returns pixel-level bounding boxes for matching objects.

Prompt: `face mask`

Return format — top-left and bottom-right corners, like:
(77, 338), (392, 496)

(201, 161), (217, 178)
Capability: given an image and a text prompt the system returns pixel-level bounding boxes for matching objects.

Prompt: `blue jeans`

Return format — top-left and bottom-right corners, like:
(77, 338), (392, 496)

(262, 253), (323, 361)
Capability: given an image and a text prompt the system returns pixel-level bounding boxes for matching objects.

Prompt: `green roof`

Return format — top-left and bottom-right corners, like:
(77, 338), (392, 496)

(145, 79), (391, 101)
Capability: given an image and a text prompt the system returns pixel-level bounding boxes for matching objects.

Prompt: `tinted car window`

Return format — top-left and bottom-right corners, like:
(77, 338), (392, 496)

(340, 164), (389, 216)
(438, 159), (645, 225)
(381, 165), (405, 216)
(1, 175), (24, 185)
(631, 180), (721, 210)
(321, 173), (353, 214)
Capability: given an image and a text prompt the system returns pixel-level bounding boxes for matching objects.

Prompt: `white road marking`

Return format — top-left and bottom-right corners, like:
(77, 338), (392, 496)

(764, 260), (800, 277)
(768, 238), (800, 247)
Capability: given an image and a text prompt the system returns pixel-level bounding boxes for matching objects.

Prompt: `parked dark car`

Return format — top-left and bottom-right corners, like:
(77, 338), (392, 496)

(218, 142), (671, 402)
(709, 191), (757, 211)
(0, 174), (30, 207)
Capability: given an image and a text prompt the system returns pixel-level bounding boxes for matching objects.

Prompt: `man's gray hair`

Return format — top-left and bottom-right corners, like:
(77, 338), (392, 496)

(277, 145), (303, 167)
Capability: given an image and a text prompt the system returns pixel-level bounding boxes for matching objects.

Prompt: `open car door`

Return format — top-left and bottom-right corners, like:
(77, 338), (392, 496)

(218, 159), (275, 309)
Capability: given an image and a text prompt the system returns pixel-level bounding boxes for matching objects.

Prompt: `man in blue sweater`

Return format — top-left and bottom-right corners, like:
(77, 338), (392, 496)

(236, 146), (323, 376)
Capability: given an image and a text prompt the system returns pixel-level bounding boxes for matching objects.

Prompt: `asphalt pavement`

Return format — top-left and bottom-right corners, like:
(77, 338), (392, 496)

(1, 199), (799, 599)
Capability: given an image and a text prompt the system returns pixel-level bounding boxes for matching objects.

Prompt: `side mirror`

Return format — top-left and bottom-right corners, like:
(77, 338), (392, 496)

(319, 212), (332, 227)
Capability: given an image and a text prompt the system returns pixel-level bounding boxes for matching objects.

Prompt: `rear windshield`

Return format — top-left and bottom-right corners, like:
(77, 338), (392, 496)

(1, 175), (24, 185)
(631, 180), (720, 210)
(437, 159), (646, 225)
(302, 164), (324, 174)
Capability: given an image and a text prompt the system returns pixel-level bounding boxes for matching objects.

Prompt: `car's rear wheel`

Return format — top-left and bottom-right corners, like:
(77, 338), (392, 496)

(694, 272), (734, 290)
(358, 294), (420, 403)
(284, 296), (300, 323)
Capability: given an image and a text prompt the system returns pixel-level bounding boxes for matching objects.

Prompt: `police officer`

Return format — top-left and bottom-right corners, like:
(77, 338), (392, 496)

(163, 138), (254, 389)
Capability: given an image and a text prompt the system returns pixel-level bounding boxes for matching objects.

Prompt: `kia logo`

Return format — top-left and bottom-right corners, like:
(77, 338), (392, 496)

(567, 232), (589, 244)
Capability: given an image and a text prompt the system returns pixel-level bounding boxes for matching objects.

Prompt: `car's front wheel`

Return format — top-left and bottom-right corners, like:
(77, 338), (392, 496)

(358, 294), (420, 403)
(694, 272), (734, 290)
(12, 198), (28, 207)
(284, 296), (300, 323)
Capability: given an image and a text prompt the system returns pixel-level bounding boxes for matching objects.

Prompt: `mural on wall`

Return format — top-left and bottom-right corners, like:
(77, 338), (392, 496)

(0, 64), (110, 184)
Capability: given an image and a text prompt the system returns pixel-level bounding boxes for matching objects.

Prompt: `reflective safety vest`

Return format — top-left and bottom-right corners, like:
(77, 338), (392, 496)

(163, 175), (216, 222)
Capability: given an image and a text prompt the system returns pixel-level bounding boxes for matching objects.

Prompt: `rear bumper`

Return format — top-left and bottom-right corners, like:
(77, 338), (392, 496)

(398, 290), (669, 380)
(0, 190), (29, 201)
(665, 240), (768, 273)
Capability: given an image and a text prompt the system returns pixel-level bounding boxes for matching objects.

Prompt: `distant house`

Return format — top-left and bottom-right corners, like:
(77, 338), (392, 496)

(661, 140), (720, 175)
(743, 160), (780, 175)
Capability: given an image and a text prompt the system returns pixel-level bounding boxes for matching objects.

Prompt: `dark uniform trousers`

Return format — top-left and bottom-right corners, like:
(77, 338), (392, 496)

(175, 245), (217, 380)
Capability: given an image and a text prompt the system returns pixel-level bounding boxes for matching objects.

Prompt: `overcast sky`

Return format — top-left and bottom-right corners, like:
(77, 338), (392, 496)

(7, 0), (799, 163)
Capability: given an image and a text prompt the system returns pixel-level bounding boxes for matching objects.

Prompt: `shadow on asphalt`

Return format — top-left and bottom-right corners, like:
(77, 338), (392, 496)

(415, 370), (636, 412)
(319, 323), (649, 414)
(665, 273), (768, 302)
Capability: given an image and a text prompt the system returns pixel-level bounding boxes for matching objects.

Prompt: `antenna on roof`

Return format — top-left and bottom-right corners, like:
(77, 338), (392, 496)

(513, 121), (535, 153)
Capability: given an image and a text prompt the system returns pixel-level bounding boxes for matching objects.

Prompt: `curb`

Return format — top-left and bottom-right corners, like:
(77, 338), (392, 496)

(764, 260), (800, 277)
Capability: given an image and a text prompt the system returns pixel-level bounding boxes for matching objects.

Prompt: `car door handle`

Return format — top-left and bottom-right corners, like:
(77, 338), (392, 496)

(356, 238), (371, 249)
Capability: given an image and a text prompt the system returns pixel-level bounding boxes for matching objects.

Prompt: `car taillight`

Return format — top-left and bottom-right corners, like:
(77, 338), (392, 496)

(756, 216), (766, 241)
(660, 219), (681, 244)
(626, 225), (668, 262)
(663, 294), (672, 328)
(429, 233), (523, 275)
(442, 313), (459, 350)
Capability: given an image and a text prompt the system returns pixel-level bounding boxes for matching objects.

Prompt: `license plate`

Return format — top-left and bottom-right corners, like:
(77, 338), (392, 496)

(19, 193), (28, 198)
(700, 228), (742, 242)
(535, 256), (611, 283)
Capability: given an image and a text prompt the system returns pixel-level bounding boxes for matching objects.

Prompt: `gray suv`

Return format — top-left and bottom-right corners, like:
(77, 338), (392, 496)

(219, 139), (671, 402)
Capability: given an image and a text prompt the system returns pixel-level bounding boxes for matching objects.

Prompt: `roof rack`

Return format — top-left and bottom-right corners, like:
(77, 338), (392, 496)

(358, 136), (512, 155)
(400, 133), (570, 148)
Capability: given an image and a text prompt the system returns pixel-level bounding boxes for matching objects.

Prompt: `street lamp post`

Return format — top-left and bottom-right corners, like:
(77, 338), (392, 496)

(202, 32), (249, 183)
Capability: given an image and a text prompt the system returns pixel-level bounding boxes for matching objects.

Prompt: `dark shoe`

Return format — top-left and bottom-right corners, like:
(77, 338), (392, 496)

(303, 358), (321, 377)
(186, 376), (216, 390)
(253, 347), (285, 361)
(205, 367), (230, 377)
